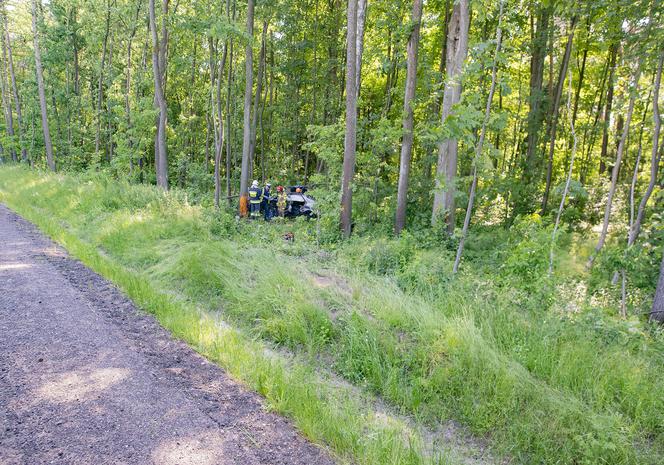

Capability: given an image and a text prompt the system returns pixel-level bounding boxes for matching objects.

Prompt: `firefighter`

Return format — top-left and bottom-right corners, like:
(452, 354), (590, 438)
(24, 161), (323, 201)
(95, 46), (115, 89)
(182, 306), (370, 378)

(276, 185), (287, 217)
(248, 180), (262, 219)
(262, 182), (272, 220)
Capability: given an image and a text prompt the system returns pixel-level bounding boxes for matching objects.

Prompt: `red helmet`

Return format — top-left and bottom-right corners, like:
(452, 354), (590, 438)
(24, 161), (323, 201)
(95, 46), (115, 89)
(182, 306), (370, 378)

(277, 185), (284, 192)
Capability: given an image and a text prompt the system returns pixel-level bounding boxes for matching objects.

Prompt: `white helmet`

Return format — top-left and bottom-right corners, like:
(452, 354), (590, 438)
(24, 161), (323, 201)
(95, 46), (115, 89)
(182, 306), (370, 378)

(251, 180), (259, 187)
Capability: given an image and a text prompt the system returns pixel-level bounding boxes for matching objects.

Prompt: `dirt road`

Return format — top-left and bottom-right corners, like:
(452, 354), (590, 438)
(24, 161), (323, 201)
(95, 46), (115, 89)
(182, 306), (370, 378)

(0, 204), (335, 465)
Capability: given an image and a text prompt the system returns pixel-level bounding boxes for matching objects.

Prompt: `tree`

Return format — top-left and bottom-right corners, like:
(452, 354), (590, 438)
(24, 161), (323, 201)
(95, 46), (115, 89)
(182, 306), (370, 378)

(0, 11), (16, 162)
(432, 0), (469, 232)
(3, 6), (26, 162)
(31, 0), (55, 171)
(249, 20), (267, 176)
(651, 239), (664, 323)
(239, 0), (255, 215)
(541, 16), (577, 214)
(123, 0), (142, 174)
(340, 0), (359, 238)
(95, 0), (111, 160)
(149, 0), (169, 189)
(549, 66), (578, 276)
(394, 0), (423, 235)
(586, 60), (642, 269)
(598, 43), (618, 175)
(212, 1), (230, 209)
(355, 0), (367, 94)
(630, 51), (663, 244)
(513, 3), (551, 217)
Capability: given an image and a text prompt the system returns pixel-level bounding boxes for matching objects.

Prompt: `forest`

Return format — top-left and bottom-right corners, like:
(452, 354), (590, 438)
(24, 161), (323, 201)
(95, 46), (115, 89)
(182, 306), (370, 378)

(1, 0), (664, 463)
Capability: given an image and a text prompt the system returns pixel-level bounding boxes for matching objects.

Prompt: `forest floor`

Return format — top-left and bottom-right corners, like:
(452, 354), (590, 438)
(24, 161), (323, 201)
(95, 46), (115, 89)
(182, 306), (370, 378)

(0, 203), (335, 465)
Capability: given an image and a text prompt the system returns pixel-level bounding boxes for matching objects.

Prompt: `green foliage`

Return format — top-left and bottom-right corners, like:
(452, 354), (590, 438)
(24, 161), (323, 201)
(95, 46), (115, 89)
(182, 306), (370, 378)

(550, 179), (589, 227)
(501, 215), (553, 279)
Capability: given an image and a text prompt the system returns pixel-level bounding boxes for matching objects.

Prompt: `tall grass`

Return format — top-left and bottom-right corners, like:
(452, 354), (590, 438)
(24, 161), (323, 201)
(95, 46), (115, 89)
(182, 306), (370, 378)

(0, 167), (443, 465)
(2, 165), (663, 464)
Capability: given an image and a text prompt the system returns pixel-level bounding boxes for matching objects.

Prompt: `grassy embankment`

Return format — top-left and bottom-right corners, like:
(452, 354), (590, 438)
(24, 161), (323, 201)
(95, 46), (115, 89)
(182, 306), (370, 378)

(1, 165), (663, 465)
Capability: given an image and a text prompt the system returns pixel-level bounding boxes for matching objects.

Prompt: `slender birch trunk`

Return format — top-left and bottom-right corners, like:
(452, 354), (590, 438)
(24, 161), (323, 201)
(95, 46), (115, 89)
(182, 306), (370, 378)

(549, 67), (577, 275)
(541, 16), (577, 213)
(630, 51), (663, 245)
(586, 61), (642, 269)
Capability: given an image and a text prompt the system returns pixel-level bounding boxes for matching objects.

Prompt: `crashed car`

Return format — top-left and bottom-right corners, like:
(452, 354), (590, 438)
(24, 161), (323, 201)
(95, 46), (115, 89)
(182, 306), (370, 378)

(267, 186), (316, 218)
(285, 186), (316, 218)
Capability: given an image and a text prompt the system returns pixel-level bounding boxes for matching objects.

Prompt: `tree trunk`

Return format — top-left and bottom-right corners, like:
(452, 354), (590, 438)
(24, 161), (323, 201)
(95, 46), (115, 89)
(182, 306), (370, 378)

(214, 43), (228, 209)
(541, 16), (577, 214)
(125, 0), (141, 173)
(239, 0), (254, 214)
(587, 61), (642, 269)
(355, 0), (367, 94)
(550, 66), (578, 275)
(0, 12), (15, 162)
(149, 0), (168, 189)
(423, 0), (451, 181)
(628, 93), (650, 238)
(214, 3), (230, 209)
(95, 0), (111, 160)
(225, 0), (236, 204)
(31, 0), (55, 171)
(432, 0), (450, 117)
(630, 51), (663, 245)
(249, 21), (267, 172)
(579, 56), (609, 184)
(516, 4), (550, 216)
(3, 10), (26, 162)
(432, 0), (470, 231)
(210, 40), (220, 204)
(226, 36), (234, 203)
(394, 0), (423, 235)
(651, 249), (664, 323)
(106, 28), (115, 162)
(340, 0), (359, 238)
(453, 0), (503, 273)
(571, 22), (590, 130)
(599, 43), (618, 175)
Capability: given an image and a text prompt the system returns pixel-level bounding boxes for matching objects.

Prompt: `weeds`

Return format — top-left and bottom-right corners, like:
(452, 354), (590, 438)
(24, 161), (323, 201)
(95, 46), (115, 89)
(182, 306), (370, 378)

(2, 166), (663, 464)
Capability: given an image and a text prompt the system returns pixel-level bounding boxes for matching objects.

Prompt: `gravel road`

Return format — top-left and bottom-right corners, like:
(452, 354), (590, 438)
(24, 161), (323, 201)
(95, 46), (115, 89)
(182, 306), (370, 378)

(0, 204), (335, 465)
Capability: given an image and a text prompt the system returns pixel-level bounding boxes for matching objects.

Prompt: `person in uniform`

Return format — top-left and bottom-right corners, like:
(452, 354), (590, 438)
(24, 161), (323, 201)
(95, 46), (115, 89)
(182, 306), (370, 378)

(248, 180), (262, 219)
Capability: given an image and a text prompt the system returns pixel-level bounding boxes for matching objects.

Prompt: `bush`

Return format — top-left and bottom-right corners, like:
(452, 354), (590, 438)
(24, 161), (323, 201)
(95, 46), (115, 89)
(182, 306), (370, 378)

(397, 249), (455, 296)
(502, 215), (548, 272)
(550, 179), (589, 228)
(348, 232), (417, 275)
